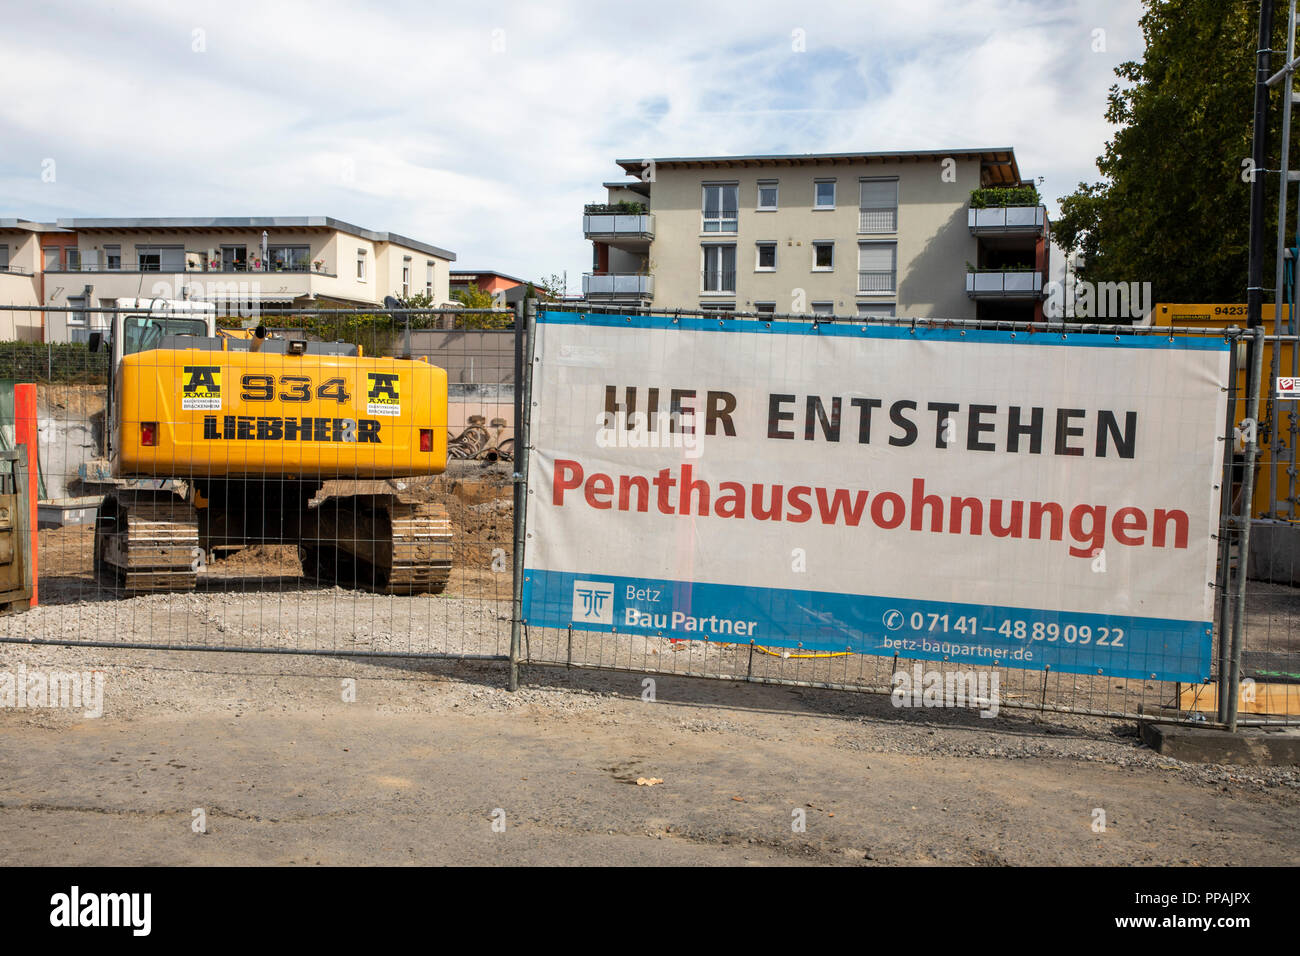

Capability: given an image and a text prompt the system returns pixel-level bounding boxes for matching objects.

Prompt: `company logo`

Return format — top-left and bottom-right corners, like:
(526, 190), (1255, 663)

(1279, 377), (1300, 399)
(366, 372), (401, 416)
(182, 365), (221, 410)
(572, 580), (615, 625)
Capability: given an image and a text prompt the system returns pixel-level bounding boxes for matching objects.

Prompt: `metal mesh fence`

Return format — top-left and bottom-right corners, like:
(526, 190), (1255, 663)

(0, 306), (518, 663)
(516, 305), (1291, 726)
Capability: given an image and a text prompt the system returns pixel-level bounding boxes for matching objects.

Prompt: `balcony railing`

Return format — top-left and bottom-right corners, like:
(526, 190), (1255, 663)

(583, 213), (655, 240)
(44, 262), (333, 275)
(858, 208), (898, 234)
(583, 273), (654, 298)
(967, 205), (1047, 234)
(965, 270), (1044, 297)
(858, 270), (897, 293)
(0, 264), (31, 276)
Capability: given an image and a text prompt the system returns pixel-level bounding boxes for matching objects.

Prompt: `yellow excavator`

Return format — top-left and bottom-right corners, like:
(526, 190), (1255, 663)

(89, 299), (452, 594)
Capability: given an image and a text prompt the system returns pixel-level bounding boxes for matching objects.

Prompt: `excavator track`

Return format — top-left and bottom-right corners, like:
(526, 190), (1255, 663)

(299, 486), (452, 595)
(94, 491), (199, 594)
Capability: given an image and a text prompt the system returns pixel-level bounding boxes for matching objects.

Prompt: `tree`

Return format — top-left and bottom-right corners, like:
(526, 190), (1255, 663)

(451, 286), (512, 329)
(1055, 1), (1288, 307)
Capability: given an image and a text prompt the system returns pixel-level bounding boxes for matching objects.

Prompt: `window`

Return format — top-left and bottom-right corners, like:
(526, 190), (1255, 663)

(813, 241), (834, 271)
(426, 261), (434, 296)
(67, 295), (87, 325)
(105, 245), (121, 270)
(702, 183), (739, 233)
(220, 245), (247, 271)
(0, 244), (10, 271)
(702, 244), (736, 292)
(754, 302), (776, 315)
(857, 303), (895, 318)
(814, 180), (836, 209)
(268, 245), (311, 271)
(43, 247), (61, 271)
(121, 315), (207, 356)
(858, 242), (897, 293)
(699, 302), (735, 313)
(757, 180), (778, 211)
(65, 249), (81, 271)
(136, 245), (184, 272)
(755, 242), (777, 271)
(859, 179), (898, 233)
(357, 248), (367, 281)
(402, 256), (412, 296)
(811, 302), (835, 316)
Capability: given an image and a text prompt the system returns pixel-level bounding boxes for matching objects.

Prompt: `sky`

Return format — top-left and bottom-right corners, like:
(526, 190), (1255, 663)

(0, 0), (1146, 291)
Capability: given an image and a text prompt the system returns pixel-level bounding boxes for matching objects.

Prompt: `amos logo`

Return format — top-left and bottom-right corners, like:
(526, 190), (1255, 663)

(367, 372), (400, 416)
(182, 366), (221, 410)
(572, 580), (614, 625)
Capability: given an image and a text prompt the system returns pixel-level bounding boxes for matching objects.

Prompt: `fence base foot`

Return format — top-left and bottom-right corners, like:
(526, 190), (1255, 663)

(1139, 721), (1300, 766)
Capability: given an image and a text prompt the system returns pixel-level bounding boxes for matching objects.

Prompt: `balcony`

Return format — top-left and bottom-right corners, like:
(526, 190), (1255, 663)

(967, 205), (1047, 235)
(45, 262), (333, 276)
(0, 265), (32, 276)
(965, 270), (1044, 298)
(583, 213), (655, 242)
(583, 273), (654, 299)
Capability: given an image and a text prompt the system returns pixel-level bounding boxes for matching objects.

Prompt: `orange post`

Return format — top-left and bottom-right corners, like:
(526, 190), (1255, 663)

(13, 383), (38, 606)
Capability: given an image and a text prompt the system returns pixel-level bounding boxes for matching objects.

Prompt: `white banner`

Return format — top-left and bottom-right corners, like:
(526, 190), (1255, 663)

(523, 312), (1229, 682)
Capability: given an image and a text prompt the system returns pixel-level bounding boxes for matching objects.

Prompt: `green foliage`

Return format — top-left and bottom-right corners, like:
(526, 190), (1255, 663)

(969, 185), (1042, 209)
(452, 287), (513, 329)
(1056, 0), (1287, 303)
(584, 201), (647, 215)
(0, 342), (107, 384)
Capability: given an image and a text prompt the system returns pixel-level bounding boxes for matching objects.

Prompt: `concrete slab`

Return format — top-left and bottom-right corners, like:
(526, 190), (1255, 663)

(1141, 721), (1300, 766)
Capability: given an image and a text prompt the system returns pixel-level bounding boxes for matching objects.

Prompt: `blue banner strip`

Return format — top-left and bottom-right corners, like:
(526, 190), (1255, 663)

(536, 309), (1229, 352)
(523, 569), (1212, 683)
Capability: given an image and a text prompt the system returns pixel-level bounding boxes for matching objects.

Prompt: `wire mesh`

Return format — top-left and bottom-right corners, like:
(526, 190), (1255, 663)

(0, 306), (518, 664)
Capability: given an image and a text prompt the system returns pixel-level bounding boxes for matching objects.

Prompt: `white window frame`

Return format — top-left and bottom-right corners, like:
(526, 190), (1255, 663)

(812, 241), (835, 272)
(755, 241), (777, 272)
(701, 182), (739, 234)
(857, 303), (896, 318)
(814, 179), (836, 210)
(811, 301), (835, 316)
(859, 177), (899, 234)
(66, 295), (87, 326)
(356, 248), (367, 282)
(754, 301), (776, 315)
(757, 180), (779, 211)
(402, 256), (412, 296)
(103, 245), (121, 271)
(426, 260), (434, 296)
(701, 243), (737, 294)
(699, 301), (736, 312)
(65, 248), (81, 271)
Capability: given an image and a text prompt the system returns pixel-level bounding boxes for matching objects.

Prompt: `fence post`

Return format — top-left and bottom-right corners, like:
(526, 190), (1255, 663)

(13, 383), (38, 607)
(1215, 332), (1240, 724)
(1225, 326), (1266, 730)
(508, 299), (535, 690)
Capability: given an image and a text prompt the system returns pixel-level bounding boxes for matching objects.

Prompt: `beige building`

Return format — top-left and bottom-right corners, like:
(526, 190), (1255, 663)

(583, 148), (1049, 321)
(0, 216), (456, 343)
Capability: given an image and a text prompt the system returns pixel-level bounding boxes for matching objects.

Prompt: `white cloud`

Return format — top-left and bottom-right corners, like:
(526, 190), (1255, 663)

(0, 0), (1145, 287)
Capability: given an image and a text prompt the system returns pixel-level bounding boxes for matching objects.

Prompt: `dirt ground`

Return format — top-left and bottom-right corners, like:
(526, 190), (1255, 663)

(0, 645), (1295, 866)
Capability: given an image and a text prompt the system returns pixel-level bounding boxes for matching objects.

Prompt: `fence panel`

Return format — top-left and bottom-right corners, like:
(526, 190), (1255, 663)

(0, 306), (518, 664)
(518, 305), (1255, 722)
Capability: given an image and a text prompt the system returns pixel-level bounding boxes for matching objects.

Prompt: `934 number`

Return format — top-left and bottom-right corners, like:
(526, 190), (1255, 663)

(240, 374), (352, 405)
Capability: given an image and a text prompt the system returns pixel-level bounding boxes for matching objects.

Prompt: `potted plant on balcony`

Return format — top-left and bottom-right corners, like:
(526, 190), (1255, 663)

(313, 259), (325, 273)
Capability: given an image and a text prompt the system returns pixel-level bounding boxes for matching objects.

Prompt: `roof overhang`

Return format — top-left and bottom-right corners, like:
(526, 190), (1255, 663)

(615, 148), (1023, 187)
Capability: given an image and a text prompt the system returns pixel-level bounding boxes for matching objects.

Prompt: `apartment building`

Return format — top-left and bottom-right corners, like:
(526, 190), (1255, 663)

(581, 148), (1049, 322)
(0, 216), (456, 343)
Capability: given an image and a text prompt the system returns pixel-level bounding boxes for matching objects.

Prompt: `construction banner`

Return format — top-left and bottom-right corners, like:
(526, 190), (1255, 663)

(522, 311), (1230, 682)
